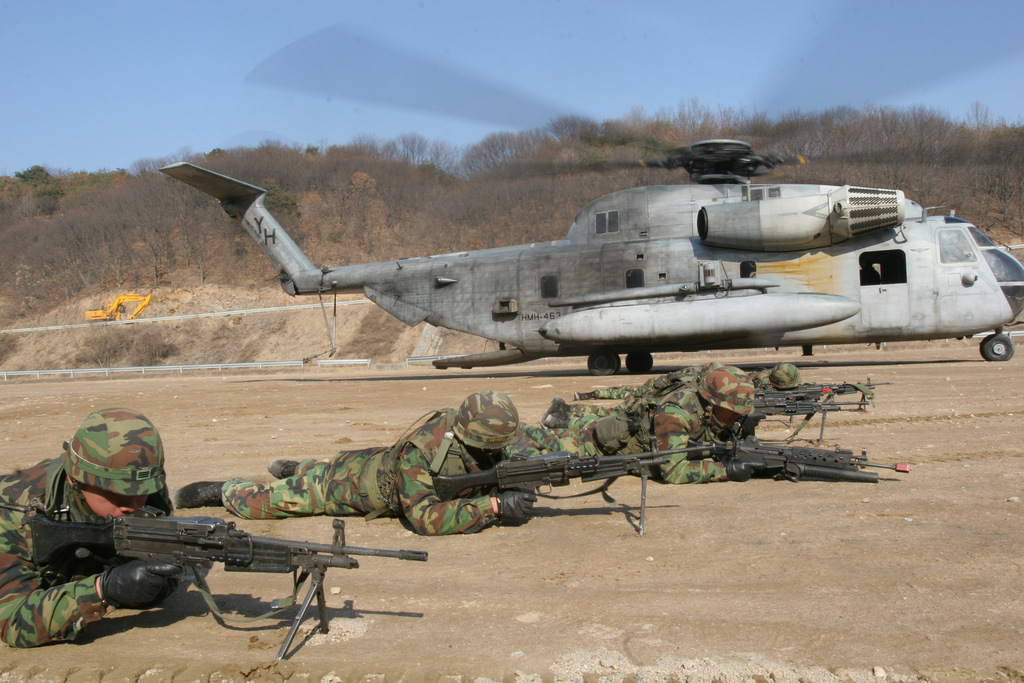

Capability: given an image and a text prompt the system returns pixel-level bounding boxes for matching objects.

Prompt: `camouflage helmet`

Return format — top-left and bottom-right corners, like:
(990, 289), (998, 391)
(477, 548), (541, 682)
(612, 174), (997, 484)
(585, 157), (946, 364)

(769, 363), (802, 390)
(63, 408), (165, 497)
(452, 391), (521, 450)
(698, 367), (755, 415)
(697, 361), (724, 381)
(748, 368), (771, 390)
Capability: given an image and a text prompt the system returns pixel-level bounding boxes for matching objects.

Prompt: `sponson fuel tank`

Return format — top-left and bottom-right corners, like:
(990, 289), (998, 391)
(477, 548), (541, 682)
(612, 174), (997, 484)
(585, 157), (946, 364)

(539, 293), (861, 344)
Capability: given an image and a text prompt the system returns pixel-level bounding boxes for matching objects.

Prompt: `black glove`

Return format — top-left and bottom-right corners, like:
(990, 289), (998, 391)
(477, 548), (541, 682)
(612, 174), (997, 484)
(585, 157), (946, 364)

(498, 489), (537, 523)
(724, 460), (754, 482)
(100, 561), (181, 608)
(574, 391), (596, 401)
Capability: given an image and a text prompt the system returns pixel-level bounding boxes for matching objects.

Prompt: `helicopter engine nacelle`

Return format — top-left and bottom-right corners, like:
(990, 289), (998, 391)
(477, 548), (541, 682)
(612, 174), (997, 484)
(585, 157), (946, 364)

(697, 186), (905, 251)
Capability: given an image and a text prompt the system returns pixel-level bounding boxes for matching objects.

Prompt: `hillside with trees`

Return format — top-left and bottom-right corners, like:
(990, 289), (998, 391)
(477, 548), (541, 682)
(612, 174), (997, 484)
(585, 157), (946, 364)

(1, 102), (1022, 370)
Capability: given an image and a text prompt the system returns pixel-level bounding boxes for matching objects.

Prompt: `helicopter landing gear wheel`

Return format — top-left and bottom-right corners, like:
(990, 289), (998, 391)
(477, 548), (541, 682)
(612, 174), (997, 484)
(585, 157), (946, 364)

(587, 351), (621, 376)
(980, 333), (1015, 361)
(625, 352), (653, 374)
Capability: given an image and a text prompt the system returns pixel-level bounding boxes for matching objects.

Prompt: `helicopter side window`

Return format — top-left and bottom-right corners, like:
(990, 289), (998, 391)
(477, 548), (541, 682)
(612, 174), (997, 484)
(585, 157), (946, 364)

(744, 187), (779, 202)
(937, 229), (976, 264)
(625, 268), (645, 288)
(859, 250), (906, 286)
(595, 210), (619, 235)
(740, 261), (757, 278)
(540, 275), (559, 299)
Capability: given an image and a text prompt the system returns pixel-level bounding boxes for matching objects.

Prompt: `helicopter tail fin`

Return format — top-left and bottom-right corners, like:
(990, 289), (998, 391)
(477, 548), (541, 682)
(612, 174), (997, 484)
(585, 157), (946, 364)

(160, 162), (322, 295)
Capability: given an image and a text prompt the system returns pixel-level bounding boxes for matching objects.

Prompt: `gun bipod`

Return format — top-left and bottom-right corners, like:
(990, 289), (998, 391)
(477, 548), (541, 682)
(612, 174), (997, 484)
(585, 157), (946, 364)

(277, 518), (357, 660)
(275, 564), (330, 660)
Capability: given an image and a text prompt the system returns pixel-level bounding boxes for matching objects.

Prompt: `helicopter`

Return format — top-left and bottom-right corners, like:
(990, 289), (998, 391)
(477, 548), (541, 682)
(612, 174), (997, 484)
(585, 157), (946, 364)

(161, 139), (1024, 375)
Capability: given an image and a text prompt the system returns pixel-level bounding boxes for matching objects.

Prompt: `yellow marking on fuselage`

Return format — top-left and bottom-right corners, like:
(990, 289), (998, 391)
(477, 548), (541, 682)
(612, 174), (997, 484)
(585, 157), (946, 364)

(755, 252), (838, 293)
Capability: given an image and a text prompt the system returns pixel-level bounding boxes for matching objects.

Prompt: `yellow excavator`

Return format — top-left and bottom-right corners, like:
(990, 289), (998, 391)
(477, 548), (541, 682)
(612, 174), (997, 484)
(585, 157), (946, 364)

(86, 293), (153, 322)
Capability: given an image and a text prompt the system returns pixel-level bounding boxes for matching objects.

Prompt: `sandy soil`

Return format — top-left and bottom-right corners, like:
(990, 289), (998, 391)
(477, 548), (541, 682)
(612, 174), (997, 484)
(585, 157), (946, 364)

(0, 344), (1021, 683)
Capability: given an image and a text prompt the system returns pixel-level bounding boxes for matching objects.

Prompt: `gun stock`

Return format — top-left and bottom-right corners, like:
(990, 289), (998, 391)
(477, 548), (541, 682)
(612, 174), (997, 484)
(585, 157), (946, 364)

(25, 515), (115, 565)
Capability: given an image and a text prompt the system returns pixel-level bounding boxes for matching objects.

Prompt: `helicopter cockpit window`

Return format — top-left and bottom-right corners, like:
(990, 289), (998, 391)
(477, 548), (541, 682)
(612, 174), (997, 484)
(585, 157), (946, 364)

(859, 250), (907, 286)
(967, 225), (997, 249)
(937, 229), (977, 264)
(540, 275), (559, 299)
(595, 210), (619, 235)
(625, 268), (645, 288)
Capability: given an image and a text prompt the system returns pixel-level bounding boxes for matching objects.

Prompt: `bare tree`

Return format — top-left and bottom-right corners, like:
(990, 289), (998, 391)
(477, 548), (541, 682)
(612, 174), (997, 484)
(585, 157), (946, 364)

(547, 114), (598, 141)
(426, 139), (463, 176)
(396, 133), (429, 166)
(462, 130), (547, 175)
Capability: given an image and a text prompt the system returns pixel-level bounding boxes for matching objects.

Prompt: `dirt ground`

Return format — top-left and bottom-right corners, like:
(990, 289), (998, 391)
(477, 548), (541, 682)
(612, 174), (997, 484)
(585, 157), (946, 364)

(0, 344), (1021, 683)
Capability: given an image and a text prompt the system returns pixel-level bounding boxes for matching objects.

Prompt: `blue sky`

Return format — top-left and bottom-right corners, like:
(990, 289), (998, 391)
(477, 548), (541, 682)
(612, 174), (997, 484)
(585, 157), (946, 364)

(2, 0), (1023, 175)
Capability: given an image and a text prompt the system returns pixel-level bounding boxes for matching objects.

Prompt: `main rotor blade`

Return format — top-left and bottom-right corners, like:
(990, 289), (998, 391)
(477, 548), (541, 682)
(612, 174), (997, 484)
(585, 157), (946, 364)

(245, 24), (566, 130)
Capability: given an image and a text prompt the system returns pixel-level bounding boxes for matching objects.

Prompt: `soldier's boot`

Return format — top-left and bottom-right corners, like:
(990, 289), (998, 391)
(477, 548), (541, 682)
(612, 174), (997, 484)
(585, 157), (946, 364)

(173, 481), (226, 508)
(541, 397), (571, 429)
(268, 459), (299, 479)
(574, 391), (597, 401)
(724, 461), (754, 482)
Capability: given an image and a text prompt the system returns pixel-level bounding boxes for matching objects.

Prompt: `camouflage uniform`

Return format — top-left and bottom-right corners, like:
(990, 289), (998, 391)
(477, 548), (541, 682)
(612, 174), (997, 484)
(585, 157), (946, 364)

(577, 362), (720, 402)
(546, 367), (755, 484)
(750, 363), (802, 391)
(0, 409), (172, 647)
(222, 392), (537, 536)
(565, 362), (723, 428)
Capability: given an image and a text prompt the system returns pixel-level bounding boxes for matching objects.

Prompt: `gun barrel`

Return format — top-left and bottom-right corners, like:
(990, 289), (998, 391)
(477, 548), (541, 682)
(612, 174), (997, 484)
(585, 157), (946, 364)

(251, 535), (427, 562)
(340, 546), (428, 562)
(795, 464), (879, 483)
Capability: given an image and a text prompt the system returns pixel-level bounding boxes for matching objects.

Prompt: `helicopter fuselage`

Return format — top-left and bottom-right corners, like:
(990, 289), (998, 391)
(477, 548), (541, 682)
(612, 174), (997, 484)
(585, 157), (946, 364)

(316, 183), (1024, 352)
(160, 162), (1024, 371)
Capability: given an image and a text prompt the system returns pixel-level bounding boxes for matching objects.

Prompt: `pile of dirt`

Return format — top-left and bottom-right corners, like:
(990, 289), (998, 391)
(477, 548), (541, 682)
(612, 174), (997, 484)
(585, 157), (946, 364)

(0, 286), (496, 371)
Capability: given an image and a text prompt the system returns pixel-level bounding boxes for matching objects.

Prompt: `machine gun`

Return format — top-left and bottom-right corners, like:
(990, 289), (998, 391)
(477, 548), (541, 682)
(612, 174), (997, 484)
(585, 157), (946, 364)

(23, 509), (427, 659)
(760, 379), (883, 403)
(749, 379), (888, 442)
(699, 435), (910, 483)
(754, 394), (864, 414)
(432, 450), (671, 535)
(749, 394), (860, 443)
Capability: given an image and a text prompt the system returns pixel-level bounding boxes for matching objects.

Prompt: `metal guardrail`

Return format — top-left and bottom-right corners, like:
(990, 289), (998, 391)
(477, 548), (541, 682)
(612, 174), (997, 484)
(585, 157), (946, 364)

(1, 358), (374, 381)
(316, 359), (372, 368)
(0, 300), (373, 335)
(1, 361), (303, 381)
(405, 355), (461, 366)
